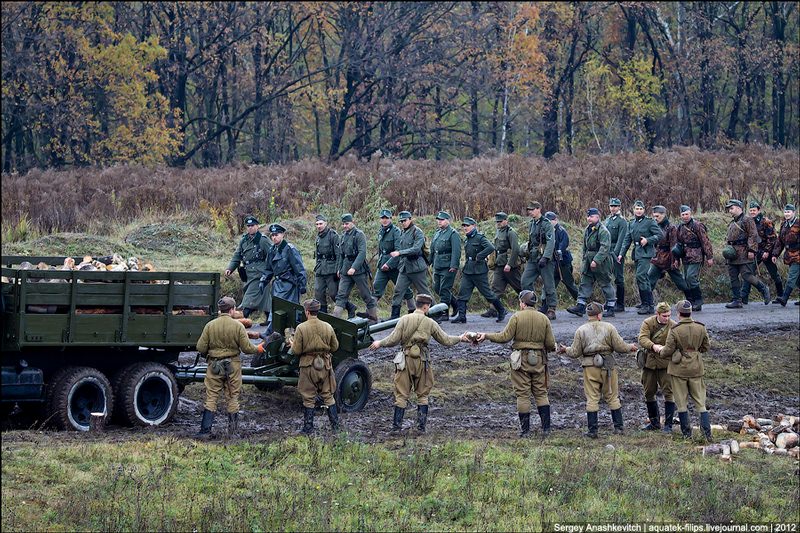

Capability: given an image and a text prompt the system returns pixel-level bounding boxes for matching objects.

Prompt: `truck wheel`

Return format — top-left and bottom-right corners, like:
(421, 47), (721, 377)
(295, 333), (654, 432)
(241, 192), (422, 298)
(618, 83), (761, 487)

(46, 366), (113, 431)
(334, 358), (372, 412)
(115, 362), (179, 427)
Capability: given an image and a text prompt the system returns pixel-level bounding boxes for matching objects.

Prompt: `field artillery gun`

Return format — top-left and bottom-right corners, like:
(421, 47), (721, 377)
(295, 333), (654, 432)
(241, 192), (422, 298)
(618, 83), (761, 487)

(175, 297), (448, 412)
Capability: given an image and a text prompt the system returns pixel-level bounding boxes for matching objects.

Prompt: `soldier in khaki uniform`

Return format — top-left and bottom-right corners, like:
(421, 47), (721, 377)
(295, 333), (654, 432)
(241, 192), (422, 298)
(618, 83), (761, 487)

(659, 300), (712, 441)
(334, 213), (378, 322)
(557, 302), (637, 438)
(741, 201), (783, 304)
(370, 294), (466, 433)
(291, 299), (341, 434)
(476, 290), (556, 437)
(389, 211), (431, 319)
(483, 211), (522, 318)
(772, 203), (800, 305)
(605, 198), (629, 312)
(195, 297), (259, 438)
(637, 302), (677, 432)
(723, 199), (770, 308)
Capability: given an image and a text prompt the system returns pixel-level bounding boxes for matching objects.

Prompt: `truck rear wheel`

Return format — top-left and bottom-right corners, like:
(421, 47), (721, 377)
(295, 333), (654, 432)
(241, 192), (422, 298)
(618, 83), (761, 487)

(334, 358), (372, 412)
(114, 362), (179, 427)
(46, 366), (113, 431)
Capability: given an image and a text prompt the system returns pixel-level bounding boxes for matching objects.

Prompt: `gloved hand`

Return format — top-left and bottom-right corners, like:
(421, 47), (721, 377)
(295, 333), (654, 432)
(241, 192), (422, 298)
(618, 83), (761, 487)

(555, 250), (563, 262)
(257, 343), (265, 354)
(299, 285), (307, 295)
(538, 257), (549, 269)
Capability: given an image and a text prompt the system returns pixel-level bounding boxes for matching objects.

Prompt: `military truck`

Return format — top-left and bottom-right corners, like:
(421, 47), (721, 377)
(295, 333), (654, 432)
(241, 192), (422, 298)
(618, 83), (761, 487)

(1, 255), (219, 431)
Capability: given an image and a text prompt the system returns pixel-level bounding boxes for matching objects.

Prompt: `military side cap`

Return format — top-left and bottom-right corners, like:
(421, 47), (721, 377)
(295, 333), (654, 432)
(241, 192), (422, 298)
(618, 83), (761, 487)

(462, 216), (477, 226)
(656, 301), (671, 313)
(725, 199), (743, 209)
(586, 302), (603, 316)
(269, 223), (286, 234)
(435, 211), (451, 220)
(586, 207), (601, 216)
(398, 211), (412, 221)
(218, 296), (236, 312)
(679, 205), (691, 213)
(415, 293), (433, 306)
(379, 209), (392, 218)
(748, 200), (761, 209)
(633, 200), (645, 208)
(495, 211), (508, 221)
(519, 290), (537, 306)
(609, 198), (622, 206)
(526, 201), (542, 210)
(785, 204), (797, 212)
(675, 299), (693, 314)
(303, 299), (321, 312)
(315, 214), (327, 222)
(544, 211), (557, 221)
(244, 215), (259, 226)
(652, 205), (666, 214)
(341, 213), (354, 222)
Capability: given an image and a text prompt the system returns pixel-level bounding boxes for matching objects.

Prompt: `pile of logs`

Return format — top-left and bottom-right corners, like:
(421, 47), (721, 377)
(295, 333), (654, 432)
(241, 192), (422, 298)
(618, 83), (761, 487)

(19, 254), (156, 273)
(702, 414), (800, 459)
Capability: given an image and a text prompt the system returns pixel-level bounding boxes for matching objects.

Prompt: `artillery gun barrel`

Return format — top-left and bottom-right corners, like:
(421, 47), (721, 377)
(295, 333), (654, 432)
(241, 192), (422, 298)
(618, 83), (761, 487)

(365, 303), (448, 335)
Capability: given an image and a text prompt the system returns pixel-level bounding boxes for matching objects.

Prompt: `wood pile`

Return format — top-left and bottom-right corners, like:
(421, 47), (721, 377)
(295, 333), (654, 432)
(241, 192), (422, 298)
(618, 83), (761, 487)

(720, 414), (800, 458)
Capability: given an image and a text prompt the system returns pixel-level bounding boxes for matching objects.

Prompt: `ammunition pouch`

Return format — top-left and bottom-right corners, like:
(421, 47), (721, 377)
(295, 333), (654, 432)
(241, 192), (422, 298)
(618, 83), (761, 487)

(671, 351), (683, 364)
(526, 350), (539, 366)
(510, 350), (523, 370)
(393, 351), (407, 372)
(592, 354), (605, 368)
(210, 358), (233, 378)
(636, 348), (648, 369)
(404, 344), (422, 358)
(237, 266), (247, 282)
(312, 355), (326, 371)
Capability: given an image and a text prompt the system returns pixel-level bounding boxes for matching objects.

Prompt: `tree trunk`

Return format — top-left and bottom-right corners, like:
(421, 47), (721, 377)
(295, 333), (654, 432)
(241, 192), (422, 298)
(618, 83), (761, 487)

(470, 87), (479, 156)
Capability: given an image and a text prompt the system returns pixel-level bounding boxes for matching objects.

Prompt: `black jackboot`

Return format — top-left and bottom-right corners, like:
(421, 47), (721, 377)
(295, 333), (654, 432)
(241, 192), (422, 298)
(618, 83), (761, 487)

(227, 412), (239, 437)
(662, 401), (676, 433)
(390, 305), (401, 320)
(691, 287), (703, 311)
(195, 409), (215, 438)
(417, 405), (429, 433)
(301, 407), (315, 435)
(566, 302), (586, 317)
(700, 411), (713, 442)
(641, 401), (661, 430)
(757, 283), (771, 305)
(775, 279), (784, 300)
(614, 286), (626, 312)
(611, 408), (624, 435)
(678, 411), (692, 438)
(345, 301), (357, 318)
(638, 290), (654, 315)
(537, 405), (551, 437)
(320, 304), (328, 314)
(327, 404), (340, 432)
(518, 412), (531, 437)
(392, 406), (405, 432)
(450, 300), (467, 323)
(586, 411), (598, 438)
(450, 297), (459, 317)
(493, 299), (507, 322)
(603, 303), (616, 318)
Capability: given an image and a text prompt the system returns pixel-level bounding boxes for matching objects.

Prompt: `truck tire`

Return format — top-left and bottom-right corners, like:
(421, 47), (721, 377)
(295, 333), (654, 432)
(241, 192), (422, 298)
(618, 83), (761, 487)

(46, 366), (113, 431)
(334, 358), (372, 412)
(114, 362), (179, 427)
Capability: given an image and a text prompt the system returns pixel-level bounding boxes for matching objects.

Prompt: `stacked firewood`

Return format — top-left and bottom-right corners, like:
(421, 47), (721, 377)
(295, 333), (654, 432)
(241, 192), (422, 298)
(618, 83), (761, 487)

(709, 414), (800, 458)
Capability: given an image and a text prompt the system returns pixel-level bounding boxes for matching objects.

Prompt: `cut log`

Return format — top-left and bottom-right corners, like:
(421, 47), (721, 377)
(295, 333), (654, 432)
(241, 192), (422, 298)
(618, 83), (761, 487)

(232, 310), (244, 319)
(701, 444), (725, 455)
(237, 318), (253, 328)
(789, 447), (800, 459)
(738, 442), (761, 449)
(773, 449), (788, 456)
(727, 420), (744, 433)
(756, 418), (773, 427)
(767, 423), (792, 443)
(247, 330), (261, 340)
(728, 439), (740, 454)
(742, 415), (760, 430)
(775, 432), (799, 450)
(89, 412), (106, 432)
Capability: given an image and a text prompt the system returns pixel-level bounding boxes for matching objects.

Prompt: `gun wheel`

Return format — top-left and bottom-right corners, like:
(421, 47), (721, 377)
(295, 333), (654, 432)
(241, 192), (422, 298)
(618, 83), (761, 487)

(334, 358), (372, 412)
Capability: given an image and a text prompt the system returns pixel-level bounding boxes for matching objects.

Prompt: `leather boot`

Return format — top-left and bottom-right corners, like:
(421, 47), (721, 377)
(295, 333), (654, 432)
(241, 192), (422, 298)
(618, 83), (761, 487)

(638, 290), (654, 315)
(585, 411), (598, 438)
(417, 405), (429, 433)
(538, 302), (547, 313)
(406, 298), (416, 314)
(392, 406), (405, 432)
(390, 305), (401, 320)
(725, 299), (743, 309)
(301, 407), (315, 435)
(758, 283), (771, 305)
(227, 412), (239, 437)
(366, 307), (379, 325)
(450, 297), (459, 317)
(332, 305), (346, 318)
(662, 401), (676, 433)
(566, 302), (586, 317)
(773, 295), (788, 306)
(195, 409), (214, 438)
(480, 307), (498, 318)
(518, 412), (531, 437)
(537, 405), (551, 437)
(700, 411), (713, 442)
(493, 299), (507, 322)
(691, 288), (703, 311)
(546, 308), (557, 321)
(242, 308), (252, 319)
(611, 408), (624, 435)
(327, 404), (340, 432)
(678, 411), (692, 438)
(641, 401), (661, 430)
(614, 286), (625, 312)
(450, 300), (467, 323)
(603, 303), (615, 318)
(345, 301), (357, 319)
(320, 304), (328, 314)
(775, 279), (784, 300)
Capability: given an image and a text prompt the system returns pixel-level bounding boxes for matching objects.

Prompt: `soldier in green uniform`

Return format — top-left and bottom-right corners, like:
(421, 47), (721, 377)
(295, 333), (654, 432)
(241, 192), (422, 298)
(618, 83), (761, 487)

(314, 214), (350, 316)
(450, 217), (507, 323)
(637, 302), (677, 432)
(723, 199), (770, 308)
(334, 213), (378, 322)
(483, 212), (523, 318)
(676, 206), (714, 311)
(521, 202), (558, 320)
(476, 290), (556, 437)
(741, 201), (783, 304)
(557, 302), (637, 438)
(646, 206), (691, 302)
(195, 297), (259, 438)
(225, 215), (271, 320)
(620, 200), (662, 315)
(430, 211), (462, 322)
(259, 224), (307, 334)
(605, 198), (629, 312)
(659, 300), (712, 441)
(542, 211), (579, 304)
(291, 299), (341, 434)
(567, 208), (617, 317)
(772, 203), (800, 306)
(389, 211), (432, 319)
(369, 294), (466, 433)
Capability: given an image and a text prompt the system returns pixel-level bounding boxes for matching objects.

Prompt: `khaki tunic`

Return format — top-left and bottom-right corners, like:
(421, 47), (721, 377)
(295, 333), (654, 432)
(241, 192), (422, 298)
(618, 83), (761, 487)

(379, 311), (461, 408)
(293, 316), (340, 408)
(661, 317), (710, 412)
(565, 320), (632, 412)
(637, 316), (677, 402)
(196, 314), (259, 413)
(485, 308), (556, 413)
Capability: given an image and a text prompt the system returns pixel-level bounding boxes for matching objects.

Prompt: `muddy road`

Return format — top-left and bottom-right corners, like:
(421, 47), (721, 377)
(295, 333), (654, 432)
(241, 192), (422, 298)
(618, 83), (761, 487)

(2, 303), (798, 445)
